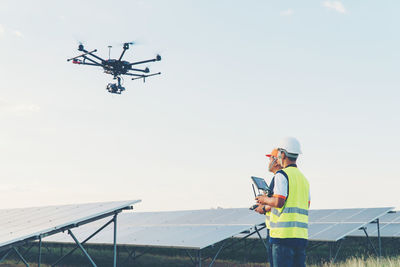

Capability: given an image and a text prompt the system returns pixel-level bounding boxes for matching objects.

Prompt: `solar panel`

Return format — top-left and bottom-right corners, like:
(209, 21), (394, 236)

(125, 208), (264, 225)
(84, 225), (252, 249)
(0, 200), (140, 251)
(373, 211), (400, 223)
(308, 209), (339, 222)
(45, 223), (249, 249)
(313, 209), (361, 223)
(309, 223), (363, 241)
(308, 207), (393, 241)
(44, 208), (266, 249)
(349, 211), (400, 237)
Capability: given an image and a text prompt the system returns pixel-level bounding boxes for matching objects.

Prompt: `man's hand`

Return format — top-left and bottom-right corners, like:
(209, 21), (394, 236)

(256, 194), (285, 208)
(254, 205), (265, 214)
(254, 205), (272, 214)
(255, 195), (268, 205)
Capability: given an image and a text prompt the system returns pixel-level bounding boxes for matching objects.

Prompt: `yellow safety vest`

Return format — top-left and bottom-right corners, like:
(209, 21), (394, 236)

(269, 166), (309, 239)
(265, 210), (271, 229)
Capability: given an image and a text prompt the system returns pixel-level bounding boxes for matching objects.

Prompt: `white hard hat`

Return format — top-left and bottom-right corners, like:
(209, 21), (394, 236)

(278, 137), (302, 155)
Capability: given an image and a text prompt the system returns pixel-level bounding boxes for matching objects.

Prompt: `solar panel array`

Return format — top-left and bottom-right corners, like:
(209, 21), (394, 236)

(1, 199), (394, 263)
(44, 207), (394, 249)
(349, 211), (400, 237)
(44, 208), (265, 249)
(0, 200), (140, 251)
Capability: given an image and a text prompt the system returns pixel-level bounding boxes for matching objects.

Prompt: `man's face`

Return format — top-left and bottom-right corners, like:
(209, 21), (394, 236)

(277, 149), (286, 167)
(268, 156), (281, 173)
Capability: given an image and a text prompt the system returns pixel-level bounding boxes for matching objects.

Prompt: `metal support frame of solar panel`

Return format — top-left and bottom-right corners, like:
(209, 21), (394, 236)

(349, 211), (400, 238)
(308, 207), (395, 260)
(308, 207), (393, 242)
(43, 208), (268, 266)
(0, 200), (140, 267)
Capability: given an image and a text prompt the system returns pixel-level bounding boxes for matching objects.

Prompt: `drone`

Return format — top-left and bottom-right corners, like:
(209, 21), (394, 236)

(67, 42), (161, 94)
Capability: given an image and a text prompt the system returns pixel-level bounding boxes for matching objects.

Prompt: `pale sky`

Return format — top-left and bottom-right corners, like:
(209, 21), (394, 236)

(0, 0), (399, 212)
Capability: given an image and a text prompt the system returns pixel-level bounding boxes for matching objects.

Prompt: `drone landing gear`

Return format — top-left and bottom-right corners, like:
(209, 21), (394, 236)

(106, 76), (125, 94)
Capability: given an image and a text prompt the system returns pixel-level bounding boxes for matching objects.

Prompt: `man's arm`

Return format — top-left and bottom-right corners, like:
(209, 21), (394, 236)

(255, 195), (285, 208)
(255, 172), (287, 208)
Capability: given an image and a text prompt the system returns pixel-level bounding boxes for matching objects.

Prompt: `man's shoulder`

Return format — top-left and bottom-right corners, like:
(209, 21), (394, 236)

(275, 170), (288, 181)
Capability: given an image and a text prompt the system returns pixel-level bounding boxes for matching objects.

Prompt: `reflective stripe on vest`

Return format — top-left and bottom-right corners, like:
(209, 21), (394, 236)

(271, 207), (309, 217)
(269, 221), (308, 229)
(265, 211), (271, 229)
(269, 166), (309, 239)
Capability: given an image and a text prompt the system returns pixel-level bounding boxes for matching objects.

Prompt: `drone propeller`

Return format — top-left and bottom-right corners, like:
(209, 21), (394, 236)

(153, 49), (163, 62)
(74, 38), (86, 47)
(107, 45), (112, 59)
(122, 41), (139, 50)
(76, 40), (86, 51)
(111, 41), (138, 47)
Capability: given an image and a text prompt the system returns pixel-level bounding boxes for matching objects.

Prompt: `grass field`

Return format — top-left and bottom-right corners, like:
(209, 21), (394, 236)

(2, 256), (400, 266)
(0, 236), (399, 266)
(2, 256), (400, 267)
(309, 257), (400, 267)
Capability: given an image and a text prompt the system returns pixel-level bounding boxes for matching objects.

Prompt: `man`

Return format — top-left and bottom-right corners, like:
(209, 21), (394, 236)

(254, 148), (282, 267)
(256, 137), (310, 267)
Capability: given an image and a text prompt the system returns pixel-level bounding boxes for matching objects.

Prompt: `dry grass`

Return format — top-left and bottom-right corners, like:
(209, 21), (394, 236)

(309, 256), (400, 267)
(2, 256), (400, 267)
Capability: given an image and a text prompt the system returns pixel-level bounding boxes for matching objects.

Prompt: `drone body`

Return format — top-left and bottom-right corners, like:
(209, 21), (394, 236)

(68, 43), (161, 94)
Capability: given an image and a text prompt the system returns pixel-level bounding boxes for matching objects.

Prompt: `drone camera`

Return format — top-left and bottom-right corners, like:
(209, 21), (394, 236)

(106, 83), (125, 94)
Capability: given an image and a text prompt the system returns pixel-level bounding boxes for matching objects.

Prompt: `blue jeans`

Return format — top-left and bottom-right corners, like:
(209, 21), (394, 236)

(266, 229), (273, 267)
(271, 243), (306, 267)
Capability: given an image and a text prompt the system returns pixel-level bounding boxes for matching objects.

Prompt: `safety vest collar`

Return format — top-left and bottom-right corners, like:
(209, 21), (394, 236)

(285, 164), (297, 168)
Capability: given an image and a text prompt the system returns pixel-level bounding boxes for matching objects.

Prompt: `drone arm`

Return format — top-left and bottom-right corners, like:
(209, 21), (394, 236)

(124, 73), (146, 77)
(130, 67), (150, 73)
(80, 47), (106, 63)
(74, 62), (101, 66)
(130, 55), (161, 66)
(131, 72), (161, 80)
(118, 48), (128, 61)
(67, 49), (97, 62)
(82, 56), (103, 66)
